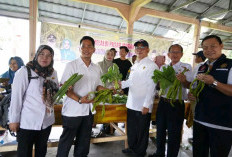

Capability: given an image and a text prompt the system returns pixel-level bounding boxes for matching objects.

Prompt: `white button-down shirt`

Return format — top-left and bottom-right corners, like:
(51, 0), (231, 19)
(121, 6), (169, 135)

(121, 57), (158, 113)
(9, 66), (59, 130)
(61, 57), (102, 117)
(161, 61), (192, 100)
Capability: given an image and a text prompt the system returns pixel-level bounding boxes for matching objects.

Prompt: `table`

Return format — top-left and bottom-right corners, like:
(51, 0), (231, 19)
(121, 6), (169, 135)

(0, 100), (159, 153)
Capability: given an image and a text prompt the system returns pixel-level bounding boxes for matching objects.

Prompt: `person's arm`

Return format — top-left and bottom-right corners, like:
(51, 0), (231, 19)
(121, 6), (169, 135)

(60, 63), (81, 102)
(142, 63), (159, 115)
(197, 68), (232, 96)
(9, 68), (28, 132)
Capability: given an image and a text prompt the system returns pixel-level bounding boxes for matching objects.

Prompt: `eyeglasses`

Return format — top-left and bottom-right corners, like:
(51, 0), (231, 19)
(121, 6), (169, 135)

(135, 46), (146, 50)
(38, 53), (53, 58)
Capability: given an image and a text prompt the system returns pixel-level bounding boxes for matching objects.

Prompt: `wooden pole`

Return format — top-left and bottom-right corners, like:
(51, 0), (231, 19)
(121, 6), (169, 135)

(29, 0), (38, 61)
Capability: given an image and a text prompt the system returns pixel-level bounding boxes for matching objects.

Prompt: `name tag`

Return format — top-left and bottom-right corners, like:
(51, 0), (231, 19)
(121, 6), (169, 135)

(216, 68), (228, 71)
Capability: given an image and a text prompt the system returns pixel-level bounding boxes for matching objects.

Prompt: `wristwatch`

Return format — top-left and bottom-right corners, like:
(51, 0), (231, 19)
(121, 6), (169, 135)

(211, 80), (218, 88)
(78, 97), (82, 104)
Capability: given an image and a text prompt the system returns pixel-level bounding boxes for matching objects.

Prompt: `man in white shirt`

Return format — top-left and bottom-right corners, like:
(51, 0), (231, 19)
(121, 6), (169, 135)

(121, 39), (158, 157)
(149, 44), (192, 157)
(57, 36), (105, 157)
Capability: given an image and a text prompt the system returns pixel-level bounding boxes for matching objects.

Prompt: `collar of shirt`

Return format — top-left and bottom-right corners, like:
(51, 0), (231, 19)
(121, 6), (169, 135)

(79, 57), (94, 68)
(172, 61), (181, 68)
(206, 60), (216, 66)
(135, 56), (149, 64)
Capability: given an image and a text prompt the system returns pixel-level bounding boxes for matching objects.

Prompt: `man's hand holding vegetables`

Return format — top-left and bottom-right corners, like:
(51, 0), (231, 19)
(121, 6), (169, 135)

(121, 39), (158, 157)
(57, 36), (105, 157)
(176, 72), (190, 88)
(190, 35), (232, 157)
(150, 44), (193, 157)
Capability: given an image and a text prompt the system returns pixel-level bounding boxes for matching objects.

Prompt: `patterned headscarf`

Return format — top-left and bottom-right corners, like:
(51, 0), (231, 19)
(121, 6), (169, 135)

(26, 45), (54, 78)
(26, 45), (58, 113)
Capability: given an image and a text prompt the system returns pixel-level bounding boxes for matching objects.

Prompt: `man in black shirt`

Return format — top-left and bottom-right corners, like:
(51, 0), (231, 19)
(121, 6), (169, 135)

(113, 46), (132, 95)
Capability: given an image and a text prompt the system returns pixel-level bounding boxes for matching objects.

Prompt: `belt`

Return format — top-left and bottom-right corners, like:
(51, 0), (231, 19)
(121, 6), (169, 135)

(160, 97), (183, 104)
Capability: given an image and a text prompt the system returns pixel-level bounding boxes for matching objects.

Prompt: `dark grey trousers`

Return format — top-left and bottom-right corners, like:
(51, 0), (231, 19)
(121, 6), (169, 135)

(57, 113), (93, 157)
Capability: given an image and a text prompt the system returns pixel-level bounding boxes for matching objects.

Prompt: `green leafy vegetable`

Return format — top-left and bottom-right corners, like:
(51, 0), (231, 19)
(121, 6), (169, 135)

(92, 89), (113, 117)
(166, 67), (189, 106)
(190, 70), (210, 100)
(152, 66), (176, 94)
(53, 73), (83, 103)
(90, 91), (127, 117)
(101, 63), (122, 89)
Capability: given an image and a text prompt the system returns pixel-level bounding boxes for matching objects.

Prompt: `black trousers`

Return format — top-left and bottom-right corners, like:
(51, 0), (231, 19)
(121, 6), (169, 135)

(127, 108), (151, 156)
(193, 121), (232, 157)
(17, 126), (52, 157)
(155, 98), (185, 157)
(57, 113), (93, 157)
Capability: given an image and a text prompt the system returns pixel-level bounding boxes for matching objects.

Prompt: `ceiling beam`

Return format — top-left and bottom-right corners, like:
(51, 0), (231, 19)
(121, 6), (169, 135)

(169, 0), (198, 12)
(201, 21), (232, 33)
(81, 3), (87, 24)
(119, 19), (124, 30)
(72, 0), (232, 34)
(202, 9), (231, 19)
(220, 15), (232, 24)
(223, 37), (232, 42)
(198, 0), (223, 18)
(151, 19), (162, 35)
(137, 7), (199, 25)
(230, 0), (232, 10)
(0, 9), (29, 19)
(168, 0), (180, 11)
(127, 0), (151, 34)
(129, 0), (151, 23)
(72, 0), (130, 23)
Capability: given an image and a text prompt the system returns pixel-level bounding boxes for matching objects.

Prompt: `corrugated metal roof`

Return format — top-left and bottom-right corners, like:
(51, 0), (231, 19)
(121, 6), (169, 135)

(0, 0), (232, 49)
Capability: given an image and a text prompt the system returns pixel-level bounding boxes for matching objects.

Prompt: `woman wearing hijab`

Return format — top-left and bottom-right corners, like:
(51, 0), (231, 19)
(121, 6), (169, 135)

(97, 49), (116, 136)
(1, 56), (24, 85)
(60, 39), (76, 61)
(98, 49), (116, 75)
(9, 45), (59, 157)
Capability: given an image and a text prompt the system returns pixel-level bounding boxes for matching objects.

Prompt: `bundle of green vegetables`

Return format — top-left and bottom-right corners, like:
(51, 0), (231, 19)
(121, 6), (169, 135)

(90, 91), (127, 117)
(189, 71), (209, 101)
(101, 63), (122, 90)
(166, 67), (189, 106)
(53, 73), (83, 103)
(152, 66), (176, 95)
(112, 94), (127, 104)
(152, 66), (189, 107)
(91, 89), (113, 117)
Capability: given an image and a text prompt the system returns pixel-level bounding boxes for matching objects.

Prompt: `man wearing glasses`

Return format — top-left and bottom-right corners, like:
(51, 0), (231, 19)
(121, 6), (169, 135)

(149, 44), (192, 157)
(121, 39), (158, 157)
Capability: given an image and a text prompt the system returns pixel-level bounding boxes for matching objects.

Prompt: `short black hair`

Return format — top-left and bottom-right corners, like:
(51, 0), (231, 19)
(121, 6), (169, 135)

(201, 35), (222, 46)
(80, 36), (95, 47)
(168, 44), (183, 53)
(120, 46), (129, 53)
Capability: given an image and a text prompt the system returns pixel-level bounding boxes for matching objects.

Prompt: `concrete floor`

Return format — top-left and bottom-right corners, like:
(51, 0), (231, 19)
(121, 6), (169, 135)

(1, 122), (232, 157)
